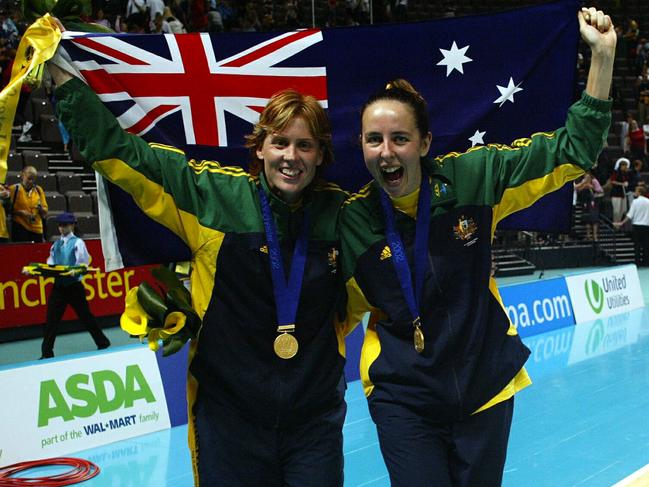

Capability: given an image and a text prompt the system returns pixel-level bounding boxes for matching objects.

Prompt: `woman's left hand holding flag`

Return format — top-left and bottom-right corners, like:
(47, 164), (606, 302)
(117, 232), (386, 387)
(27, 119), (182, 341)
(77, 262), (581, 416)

(0, 0), (113, 184)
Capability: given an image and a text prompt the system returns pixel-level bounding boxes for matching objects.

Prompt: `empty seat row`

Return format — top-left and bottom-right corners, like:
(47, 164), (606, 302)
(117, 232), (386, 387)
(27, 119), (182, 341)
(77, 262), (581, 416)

(45, 191), (96, 216)
(7, 149), (49, 172)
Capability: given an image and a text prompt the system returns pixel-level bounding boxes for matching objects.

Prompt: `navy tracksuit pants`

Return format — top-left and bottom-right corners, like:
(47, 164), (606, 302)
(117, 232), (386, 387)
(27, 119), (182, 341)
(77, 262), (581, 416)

(371, 398), (514, 487)
(194, 397), (346, 486)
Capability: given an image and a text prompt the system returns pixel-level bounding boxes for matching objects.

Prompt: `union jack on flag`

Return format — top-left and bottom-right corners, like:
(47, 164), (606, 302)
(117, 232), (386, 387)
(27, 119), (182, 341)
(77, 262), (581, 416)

(57, 0), (582, 266)
(59, 30), (327, 148)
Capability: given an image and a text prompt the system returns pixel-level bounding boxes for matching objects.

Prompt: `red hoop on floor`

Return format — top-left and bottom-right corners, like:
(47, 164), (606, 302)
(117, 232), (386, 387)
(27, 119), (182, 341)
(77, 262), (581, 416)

(0, 457), (100, 486)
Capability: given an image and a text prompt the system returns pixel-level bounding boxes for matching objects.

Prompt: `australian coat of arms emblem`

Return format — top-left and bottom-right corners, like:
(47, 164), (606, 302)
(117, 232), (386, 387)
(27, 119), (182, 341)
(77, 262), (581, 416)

(453, 216), (478, 242)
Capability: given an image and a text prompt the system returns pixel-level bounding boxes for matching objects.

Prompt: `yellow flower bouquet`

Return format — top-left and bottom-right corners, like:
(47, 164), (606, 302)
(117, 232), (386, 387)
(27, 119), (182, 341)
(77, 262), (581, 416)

(121, 266), (201, 356)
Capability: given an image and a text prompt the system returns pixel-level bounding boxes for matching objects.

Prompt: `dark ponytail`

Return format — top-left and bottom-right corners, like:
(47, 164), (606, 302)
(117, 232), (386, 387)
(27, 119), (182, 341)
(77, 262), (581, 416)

(361, 78), (429, 137)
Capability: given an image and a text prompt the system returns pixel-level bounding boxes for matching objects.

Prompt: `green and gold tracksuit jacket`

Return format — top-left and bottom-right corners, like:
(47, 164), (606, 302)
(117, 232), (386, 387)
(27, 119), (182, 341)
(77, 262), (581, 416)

(55, 78), (349, 434)
(339, 92), (612, 422)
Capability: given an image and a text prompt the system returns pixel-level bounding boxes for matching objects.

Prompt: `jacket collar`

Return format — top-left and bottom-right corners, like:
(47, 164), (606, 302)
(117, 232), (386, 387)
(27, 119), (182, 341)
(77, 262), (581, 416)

(258, 171), (314, 238)
(368, 157), (457, 233)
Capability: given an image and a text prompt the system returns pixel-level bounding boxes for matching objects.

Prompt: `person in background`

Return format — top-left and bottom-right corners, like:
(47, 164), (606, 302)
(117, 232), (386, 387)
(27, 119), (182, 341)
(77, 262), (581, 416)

(575, 170), (604, 241)
(609, 157), (632, 222)
(163, 6), (186, 33)
(339, 7), (614, 486)
(92, 8), (111, 28)
(152, 12), (169, 33)
(147, 0), (165, 32)
(629, 158), (645, 193)
(8, 166), (48, 242)
(637, 64), (649, 123)
(615, 183), (649, 266)
(125, 12), (148, 33)
(0, 183), (9, 242)
(626, 118), (646, 160)
(40, 212), (111, 359)
(125, 0), (146, 20)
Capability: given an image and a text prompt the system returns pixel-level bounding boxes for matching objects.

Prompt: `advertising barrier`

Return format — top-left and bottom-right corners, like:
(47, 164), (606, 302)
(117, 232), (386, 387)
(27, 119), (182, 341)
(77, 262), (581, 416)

(0, 240), (155, 330)
(0, 347), (171, 467)
(499, 277), (575, 338)
(565, 265), (645, 323)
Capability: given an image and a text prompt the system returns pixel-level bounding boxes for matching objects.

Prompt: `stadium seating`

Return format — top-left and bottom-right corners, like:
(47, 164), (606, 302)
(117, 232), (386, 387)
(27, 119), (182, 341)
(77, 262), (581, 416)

(45, 192), (67, 216)
(40, 114), (63, 145)
(91, 191), (99, 215)
(66, 191), (94, 217)
(7, 152), (23, 172)
(45, 215), (61, 241)
(56, 172), (83, 194)
(37, 172), (58, 193)
(22, 150), (49, 172)
(76, 214), (100, 238)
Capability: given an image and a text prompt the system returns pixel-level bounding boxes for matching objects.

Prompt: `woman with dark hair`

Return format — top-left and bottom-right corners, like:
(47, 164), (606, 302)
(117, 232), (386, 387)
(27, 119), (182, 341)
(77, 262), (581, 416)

(609, 157), (631, 222)
(339, 7), (615, 486)
(575, 170), (604, 241)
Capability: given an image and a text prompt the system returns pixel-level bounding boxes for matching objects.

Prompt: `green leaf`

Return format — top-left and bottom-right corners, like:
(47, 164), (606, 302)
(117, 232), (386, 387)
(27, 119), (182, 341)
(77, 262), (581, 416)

(162, 332), (190, 357)
(152, 265), (186, 290)
(136, 282), (167, 327)
(164, 289), (201, 337)
(166, 286), (192, 310)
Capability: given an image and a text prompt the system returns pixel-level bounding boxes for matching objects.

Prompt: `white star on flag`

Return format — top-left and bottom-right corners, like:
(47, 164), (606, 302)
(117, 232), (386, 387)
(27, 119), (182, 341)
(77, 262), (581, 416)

(468, 130), (486, 147)
(494, 77), (523, 107)
(436, 41), (472, 76)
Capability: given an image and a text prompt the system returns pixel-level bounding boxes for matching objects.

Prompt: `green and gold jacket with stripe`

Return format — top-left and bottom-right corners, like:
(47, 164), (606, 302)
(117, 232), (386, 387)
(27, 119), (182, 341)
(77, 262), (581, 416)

(339, 92), (612, 422)
(55, 78), (349, 435)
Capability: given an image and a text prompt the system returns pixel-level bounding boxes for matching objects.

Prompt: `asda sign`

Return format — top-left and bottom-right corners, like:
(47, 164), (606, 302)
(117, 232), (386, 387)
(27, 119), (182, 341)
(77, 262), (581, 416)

(38, 365), (156, 427)
(0, 346), (170, 467)
(566, 265), (644, 323)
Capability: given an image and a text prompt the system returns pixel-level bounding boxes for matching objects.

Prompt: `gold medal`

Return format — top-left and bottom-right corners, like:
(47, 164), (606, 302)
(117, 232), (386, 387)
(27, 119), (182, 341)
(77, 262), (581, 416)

(274, 325), (298, 359)
(413, 323), (425, 353)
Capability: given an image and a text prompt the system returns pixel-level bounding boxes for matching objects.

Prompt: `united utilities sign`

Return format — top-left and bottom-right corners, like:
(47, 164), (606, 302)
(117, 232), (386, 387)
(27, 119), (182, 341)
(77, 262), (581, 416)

(565, 265), (645, 323)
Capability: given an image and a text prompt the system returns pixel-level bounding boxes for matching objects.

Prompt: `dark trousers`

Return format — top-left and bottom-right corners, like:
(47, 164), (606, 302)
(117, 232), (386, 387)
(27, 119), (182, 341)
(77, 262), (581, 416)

(11, 222), (43, 243)
(194, 397), (346, 487)
(371, 398), (514, 487)
(632, 225), (649, 267)
(42, 281), (110, 358)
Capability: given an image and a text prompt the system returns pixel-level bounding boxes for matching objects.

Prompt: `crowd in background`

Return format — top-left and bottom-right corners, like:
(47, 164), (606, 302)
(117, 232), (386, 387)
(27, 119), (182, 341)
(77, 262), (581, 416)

(0, 1), (648, 260)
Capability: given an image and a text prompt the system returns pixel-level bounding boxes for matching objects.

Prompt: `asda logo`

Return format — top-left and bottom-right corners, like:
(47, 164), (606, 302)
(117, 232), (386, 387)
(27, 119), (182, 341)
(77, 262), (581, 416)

(38, 364), (156, 427)
(584, 280), (604, 314)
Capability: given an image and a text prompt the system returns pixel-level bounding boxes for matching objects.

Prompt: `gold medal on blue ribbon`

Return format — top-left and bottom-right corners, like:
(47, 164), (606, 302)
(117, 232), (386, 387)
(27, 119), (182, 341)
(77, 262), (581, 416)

(258, 185), (310, 360)
(274, 325), (299, 359)
(413, 317), (425, 353)
(379, 176), (432, 354)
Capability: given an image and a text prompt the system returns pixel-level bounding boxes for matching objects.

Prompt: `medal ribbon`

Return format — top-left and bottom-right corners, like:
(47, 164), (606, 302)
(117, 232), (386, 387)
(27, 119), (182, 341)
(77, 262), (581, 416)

(378, 175), (431, 324)
(258, 187), (310, 325)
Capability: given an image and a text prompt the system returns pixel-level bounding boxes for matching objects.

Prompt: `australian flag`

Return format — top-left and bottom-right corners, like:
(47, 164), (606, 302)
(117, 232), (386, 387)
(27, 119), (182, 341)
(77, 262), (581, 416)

(57, 0), (581, 268)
